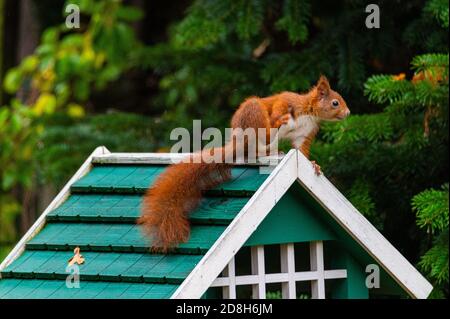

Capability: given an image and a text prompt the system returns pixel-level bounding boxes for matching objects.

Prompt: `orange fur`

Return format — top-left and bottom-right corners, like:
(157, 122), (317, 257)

(139, 76), (350, 252)
(139, 155), (231, 253)
(412, 67), (448, 86)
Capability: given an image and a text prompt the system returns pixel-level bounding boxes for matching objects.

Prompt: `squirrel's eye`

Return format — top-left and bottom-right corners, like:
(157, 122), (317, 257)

(332, 99), (339, 108)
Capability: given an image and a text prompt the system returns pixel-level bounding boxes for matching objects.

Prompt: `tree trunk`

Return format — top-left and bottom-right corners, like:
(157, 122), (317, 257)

(0, 0), (4, 106)
(1, 0), (21, 105)
(17, 0), (39, 59)
(16, 0), (40, 234)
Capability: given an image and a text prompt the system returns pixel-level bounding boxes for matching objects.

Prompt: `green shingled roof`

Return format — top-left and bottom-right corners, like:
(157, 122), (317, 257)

(0, 162), (268, 299)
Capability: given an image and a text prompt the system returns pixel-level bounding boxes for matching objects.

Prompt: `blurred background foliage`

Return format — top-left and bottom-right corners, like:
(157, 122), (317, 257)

(0, 0), (448, 297)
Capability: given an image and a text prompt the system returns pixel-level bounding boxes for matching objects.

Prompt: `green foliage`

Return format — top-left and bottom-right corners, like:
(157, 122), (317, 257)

(0, 101), (39, 190)
(276, 0), (310, 44)
(424, 0), (449, 28)
(261, 49), (333, 93)
(412, 184), (449, 234)
(403, 0), (448, 52)
(337, 36), (366, 91)
(0, 101), (38, 254)
(412, 53), (449, 71)
(0, 0), (4, 106)
(3, 0), (143, 114)
(347, 179), (381, 230)
(412, 185), (449, 296)
(321, 113), (394, 145)
(364, 75), (414, 104)
(172, 8), (227, 49)
(418, 232), (448, 286)
(235, 0), (265, 40)
(0, 195), (20, 245)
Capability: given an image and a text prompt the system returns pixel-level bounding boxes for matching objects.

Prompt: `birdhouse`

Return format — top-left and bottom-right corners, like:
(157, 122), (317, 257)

(0, 147), (432, 299)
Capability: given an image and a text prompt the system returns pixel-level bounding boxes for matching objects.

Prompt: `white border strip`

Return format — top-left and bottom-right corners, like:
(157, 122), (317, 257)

(0, 146), (110, 274)
(92, 152), (284, 166)
(296, 151), (433, 299)
(171, 149), (298, 298)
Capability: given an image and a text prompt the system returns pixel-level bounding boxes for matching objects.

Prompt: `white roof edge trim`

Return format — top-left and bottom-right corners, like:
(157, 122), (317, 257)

(92, 152), (285, 166)
(296, 151), (433, 299)
(0, 146), (111, 275)
(171, 149), (298, 298)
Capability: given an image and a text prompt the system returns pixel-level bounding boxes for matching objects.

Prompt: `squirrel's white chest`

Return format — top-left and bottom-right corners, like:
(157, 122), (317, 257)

(279, 115), (319, 148)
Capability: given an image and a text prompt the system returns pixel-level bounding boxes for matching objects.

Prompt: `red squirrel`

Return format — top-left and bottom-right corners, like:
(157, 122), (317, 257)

(138, 76), (350, 252)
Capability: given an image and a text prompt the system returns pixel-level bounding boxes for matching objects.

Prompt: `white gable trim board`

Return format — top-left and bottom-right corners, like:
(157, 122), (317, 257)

(172, 150), (433, 299)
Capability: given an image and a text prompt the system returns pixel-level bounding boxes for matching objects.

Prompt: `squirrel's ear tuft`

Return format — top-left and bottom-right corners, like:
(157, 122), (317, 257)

(316, 75), (330, 97)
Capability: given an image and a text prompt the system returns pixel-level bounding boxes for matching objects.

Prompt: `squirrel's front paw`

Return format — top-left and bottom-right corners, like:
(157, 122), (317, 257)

(311, 161), (322, 176)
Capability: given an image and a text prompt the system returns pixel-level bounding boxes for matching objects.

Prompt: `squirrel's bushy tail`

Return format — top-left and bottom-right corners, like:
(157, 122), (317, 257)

(138, 145), (234, 252)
